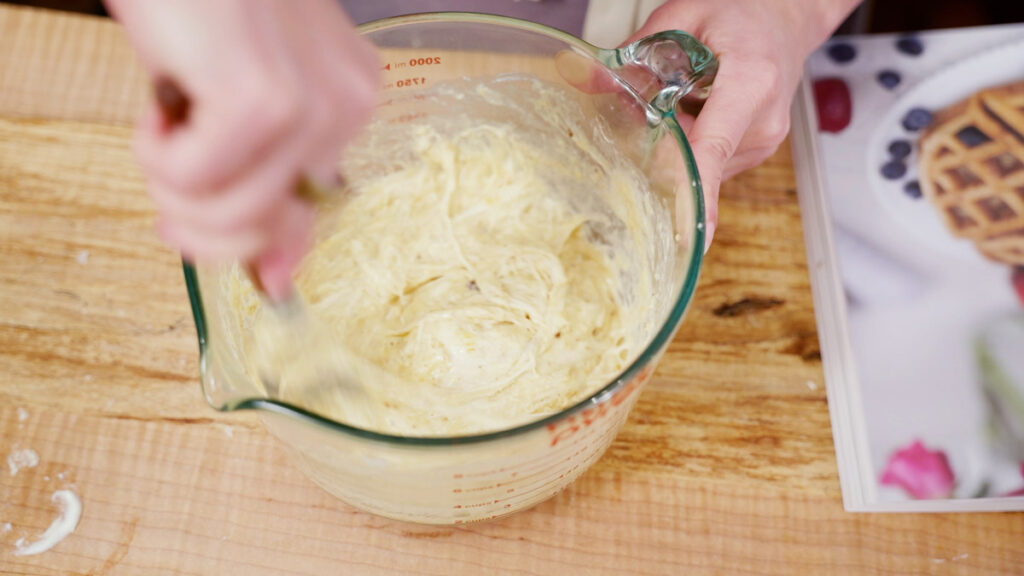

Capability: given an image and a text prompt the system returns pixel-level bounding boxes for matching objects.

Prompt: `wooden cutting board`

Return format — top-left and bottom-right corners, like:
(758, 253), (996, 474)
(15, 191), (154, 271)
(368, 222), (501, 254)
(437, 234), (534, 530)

(1, 5), (1021, 575)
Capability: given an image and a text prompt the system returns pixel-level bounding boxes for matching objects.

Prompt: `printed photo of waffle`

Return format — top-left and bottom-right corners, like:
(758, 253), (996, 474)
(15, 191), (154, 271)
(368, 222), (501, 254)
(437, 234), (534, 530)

(917, 81), (1024, 265)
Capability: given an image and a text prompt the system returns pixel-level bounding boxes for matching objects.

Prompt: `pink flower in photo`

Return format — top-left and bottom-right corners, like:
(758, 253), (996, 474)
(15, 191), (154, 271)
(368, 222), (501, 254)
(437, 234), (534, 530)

(880, 440), (955, 499)
(1011, 267), (1024, 307)
(1005, 463), (1024, 497)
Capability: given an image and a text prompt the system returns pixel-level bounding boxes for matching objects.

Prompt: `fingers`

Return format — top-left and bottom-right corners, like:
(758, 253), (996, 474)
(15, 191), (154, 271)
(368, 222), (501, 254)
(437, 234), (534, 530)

(144, 88), (324, 235)
(251, 198), (315, 302)
(141, 15), (377, 270)
(145, 157), (296, 234)
(687, 156), (720, 252)
(157, 214), (267, 262)
(135, 84), (299, 192)
(723, 144), (780, 181)
(626, 1), (724, 251)
(686, 60), (764, 250)
(159, 195), (313, 285)
(146, 131), (316, 281)
(554, 50), (621, 95)
(118, 0), (381, 297)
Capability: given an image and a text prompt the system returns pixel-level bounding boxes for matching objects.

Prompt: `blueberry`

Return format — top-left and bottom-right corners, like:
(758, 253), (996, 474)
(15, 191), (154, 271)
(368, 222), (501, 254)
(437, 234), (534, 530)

(903, 180), (922, 199)
(877, 69), (901, 89)
(827, 42), (857, 64)
(881, 160), (907, 180)
(888, 139), (912, 159)
(902, 107), (932, 131)
(896, 36), (924, 56)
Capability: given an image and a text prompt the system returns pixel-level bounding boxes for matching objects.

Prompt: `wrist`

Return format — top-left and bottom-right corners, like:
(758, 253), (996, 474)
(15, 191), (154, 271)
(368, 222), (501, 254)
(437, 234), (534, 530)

(817, 0), (866, 32)
(777, 0), (864, 55)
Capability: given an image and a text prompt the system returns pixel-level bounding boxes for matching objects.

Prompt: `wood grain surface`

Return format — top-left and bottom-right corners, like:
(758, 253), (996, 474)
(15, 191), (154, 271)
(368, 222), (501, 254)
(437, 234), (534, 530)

(1, 5), (1021, 575)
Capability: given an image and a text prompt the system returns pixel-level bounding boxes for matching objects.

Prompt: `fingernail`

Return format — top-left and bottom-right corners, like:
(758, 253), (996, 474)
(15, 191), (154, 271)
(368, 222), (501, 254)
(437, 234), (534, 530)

(703, 221), (716, 254)
(307, 166), (344, 191)
(251, 248), (293, 303)
(554, 50), (592, 86)
(260, 268), (295, 303)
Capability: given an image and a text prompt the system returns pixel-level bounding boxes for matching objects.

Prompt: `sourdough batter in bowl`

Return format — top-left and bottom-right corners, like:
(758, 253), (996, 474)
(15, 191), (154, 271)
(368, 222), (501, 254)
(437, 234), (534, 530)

(223, 77), (675, 436)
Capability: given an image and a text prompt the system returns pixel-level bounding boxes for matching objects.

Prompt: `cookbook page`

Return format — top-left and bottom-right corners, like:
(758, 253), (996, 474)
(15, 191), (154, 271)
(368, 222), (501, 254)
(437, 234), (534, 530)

(803, 23), (1024, 510)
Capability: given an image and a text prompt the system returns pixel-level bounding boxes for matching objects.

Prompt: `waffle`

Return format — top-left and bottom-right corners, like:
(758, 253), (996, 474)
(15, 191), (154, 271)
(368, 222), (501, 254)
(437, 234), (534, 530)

(918, 81), (1024, 265)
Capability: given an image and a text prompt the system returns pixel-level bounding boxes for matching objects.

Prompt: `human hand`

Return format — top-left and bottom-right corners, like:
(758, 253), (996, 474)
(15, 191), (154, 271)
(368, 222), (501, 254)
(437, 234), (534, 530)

(630, 0), (860, 248)
(106, 0), (379, 300)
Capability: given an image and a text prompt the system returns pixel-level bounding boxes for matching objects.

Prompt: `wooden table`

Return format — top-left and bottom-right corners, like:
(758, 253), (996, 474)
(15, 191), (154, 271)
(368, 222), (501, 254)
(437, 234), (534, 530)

(0, 5), (1020, 575)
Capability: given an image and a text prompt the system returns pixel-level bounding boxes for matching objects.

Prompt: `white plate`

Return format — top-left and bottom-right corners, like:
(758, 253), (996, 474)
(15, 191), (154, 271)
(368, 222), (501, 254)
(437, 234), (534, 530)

(866, 39), (1024, 263)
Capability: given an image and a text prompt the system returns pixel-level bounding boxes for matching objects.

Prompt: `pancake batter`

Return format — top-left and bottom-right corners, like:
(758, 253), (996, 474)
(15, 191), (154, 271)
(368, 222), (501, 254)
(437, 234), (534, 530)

(225, 77), (674, 436)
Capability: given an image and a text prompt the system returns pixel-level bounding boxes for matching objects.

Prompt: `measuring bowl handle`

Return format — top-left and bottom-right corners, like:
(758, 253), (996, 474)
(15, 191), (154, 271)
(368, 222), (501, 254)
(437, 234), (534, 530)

(605, 31), (718, 118)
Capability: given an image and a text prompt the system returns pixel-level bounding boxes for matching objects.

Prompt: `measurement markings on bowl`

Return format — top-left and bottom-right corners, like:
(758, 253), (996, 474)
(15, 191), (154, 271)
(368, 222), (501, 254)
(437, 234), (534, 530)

(380, 52), (448, 91)
(447, 437), (614, 517)
(546, 366), (650, 447)
(445, 428), (629, 523)
(394, 77), (427, 89)
(449, 394), (636, 517)
(381, 55), (443, 71)
(449, 443), (591, 487)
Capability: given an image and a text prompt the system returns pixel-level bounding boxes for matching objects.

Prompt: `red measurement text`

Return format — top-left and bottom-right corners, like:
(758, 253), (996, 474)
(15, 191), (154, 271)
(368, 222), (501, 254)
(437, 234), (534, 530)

(396, 77), (427, 88)
(409, 56), (442, 66)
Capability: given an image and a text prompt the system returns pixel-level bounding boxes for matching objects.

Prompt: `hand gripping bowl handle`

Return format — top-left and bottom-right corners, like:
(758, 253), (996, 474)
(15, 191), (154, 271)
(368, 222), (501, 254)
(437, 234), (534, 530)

(599, 30), (718, 122)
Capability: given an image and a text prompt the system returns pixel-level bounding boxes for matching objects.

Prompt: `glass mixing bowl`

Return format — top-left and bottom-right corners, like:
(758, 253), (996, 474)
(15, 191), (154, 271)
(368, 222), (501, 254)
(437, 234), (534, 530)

(183, 12), (715, 524)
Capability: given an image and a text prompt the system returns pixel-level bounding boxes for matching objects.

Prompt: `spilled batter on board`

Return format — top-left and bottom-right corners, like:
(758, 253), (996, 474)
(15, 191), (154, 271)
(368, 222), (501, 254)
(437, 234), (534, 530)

(13, 489), (82, 556)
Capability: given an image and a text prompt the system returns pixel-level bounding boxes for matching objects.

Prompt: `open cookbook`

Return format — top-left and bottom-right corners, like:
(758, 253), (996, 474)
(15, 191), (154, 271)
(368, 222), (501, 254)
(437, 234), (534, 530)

(791, 23), (1024, 512)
